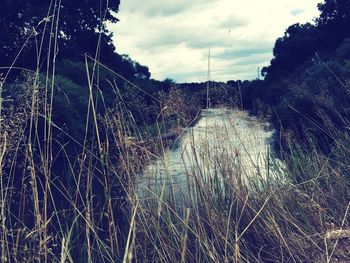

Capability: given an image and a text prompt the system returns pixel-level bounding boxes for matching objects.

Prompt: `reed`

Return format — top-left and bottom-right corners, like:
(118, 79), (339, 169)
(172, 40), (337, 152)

(1, 4), (350, 263)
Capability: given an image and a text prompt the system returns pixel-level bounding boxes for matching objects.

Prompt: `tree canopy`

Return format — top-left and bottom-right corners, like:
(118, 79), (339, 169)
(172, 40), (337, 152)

(0, 0), (156, 148)
(0, 0), (120, 67)
(262, 0), (350, 80)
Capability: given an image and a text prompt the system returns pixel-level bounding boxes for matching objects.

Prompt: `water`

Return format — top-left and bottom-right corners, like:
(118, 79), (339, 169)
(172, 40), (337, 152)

(137, 108), (283, 202)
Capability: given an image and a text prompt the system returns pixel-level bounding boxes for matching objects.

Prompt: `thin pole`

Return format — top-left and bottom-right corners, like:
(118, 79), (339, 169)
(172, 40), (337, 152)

(206, 48), (211, 109)
(205, 48), (211, 143)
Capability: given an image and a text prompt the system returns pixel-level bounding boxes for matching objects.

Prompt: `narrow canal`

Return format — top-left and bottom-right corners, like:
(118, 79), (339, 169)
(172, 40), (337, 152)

(137, 108), (284, 204)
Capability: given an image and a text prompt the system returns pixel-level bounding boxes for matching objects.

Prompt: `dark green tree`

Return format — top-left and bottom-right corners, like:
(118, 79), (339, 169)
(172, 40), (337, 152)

(0, 0), (120, 69)
(262, 23), (320, 80)
(317, 0), (350, 26)
(316, 0), (350, 51)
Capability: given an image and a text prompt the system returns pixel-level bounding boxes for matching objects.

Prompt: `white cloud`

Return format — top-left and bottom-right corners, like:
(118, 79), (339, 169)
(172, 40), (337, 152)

(109, 0), (320, 82)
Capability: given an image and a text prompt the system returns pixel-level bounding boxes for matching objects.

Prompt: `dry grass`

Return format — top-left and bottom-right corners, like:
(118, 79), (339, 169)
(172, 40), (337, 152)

(2, 2), (350, 263)
(2, 61), (350, 263)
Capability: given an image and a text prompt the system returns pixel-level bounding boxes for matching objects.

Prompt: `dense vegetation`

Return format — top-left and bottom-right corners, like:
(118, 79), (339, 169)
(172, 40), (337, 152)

(0, 1), (199, 261)
(176, 0), (350, 156)
(1, 0), (350, 262)
(230, 0), (350, 153)
(0, 0), (189, 146)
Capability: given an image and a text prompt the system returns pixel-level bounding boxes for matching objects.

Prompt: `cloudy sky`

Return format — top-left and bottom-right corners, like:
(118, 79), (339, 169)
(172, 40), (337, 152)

(109, 0), (321, 83)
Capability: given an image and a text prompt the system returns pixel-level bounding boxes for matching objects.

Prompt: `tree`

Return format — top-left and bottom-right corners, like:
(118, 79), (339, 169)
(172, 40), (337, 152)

(262, 23), (320, 80)
(262, 0), (350, 81)
(317, 0), (350, 26)
(0, 0), (120, 69)
(316, 0), (350, 50)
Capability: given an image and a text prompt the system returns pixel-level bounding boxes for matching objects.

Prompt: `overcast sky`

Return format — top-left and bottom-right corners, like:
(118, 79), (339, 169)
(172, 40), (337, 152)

(109, 0), (321, 83)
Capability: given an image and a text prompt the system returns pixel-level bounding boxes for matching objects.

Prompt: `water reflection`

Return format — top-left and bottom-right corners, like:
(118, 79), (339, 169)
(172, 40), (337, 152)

(137, 108), (283, 202)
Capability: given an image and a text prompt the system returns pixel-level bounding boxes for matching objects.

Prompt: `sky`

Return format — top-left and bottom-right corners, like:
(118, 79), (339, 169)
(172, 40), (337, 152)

(109, 0), (321, 83)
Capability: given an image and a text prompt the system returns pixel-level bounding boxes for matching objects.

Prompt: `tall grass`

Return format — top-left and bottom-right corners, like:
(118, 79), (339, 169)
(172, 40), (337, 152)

(126, 107), (350, 262)
(3, 60), (350, 263)
(2, 3), (350, 263)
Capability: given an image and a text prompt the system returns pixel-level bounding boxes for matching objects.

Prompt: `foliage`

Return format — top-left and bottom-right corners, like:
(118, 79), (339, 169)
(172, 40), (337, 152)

(262, 23), (320, 80)
(233, 0), (350, 153)
(0, 0), (119, 66)
(3, 0), (350, 261)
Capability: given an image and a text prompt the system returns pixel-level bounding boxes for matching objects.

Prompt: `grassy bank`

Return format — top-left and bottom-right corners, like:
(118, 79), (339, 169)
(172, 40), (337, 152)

(2, 69), (350, 263)
(1, 3), (350, 260)
(127, 107), (350, 262)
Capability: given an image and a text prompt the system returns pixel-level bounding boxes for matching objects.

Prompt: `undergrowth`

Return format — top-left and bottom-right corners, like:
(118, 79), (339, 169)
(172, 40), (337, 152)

(1, 3), (350, 263)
